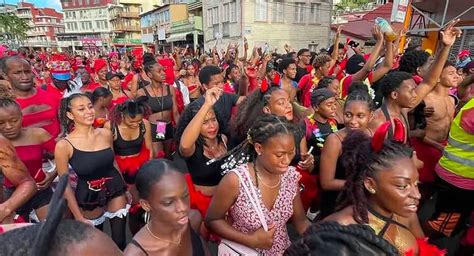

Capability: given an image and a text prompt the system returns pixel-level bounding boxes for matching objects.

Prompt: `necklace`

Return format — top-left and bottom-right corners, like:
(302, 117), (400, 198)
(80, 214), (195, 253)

(146, 223), (181, 246)
(254, 164), (281, 189)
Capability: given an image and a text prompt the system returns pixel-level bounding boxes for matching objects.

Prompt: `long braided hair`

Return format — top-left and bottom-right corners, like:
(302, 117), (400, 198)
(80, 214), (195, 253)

(219, 114), (299, 173)
(336, 130), (413, 224)
(58, 93), (91, 137)
(285, 221), (399, 255)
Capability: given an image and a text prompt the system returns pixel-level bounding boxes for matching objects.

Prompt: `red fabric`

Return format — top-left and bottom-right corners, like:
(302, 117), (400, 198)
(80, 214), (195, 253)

(16, 88), (61, 139)
(111, 96), (129, 108)
(93, 117), (107, 128)
(115, 145), (150, 179)
(5, 144), (43, 188)
(410, 138), (446, 184)
(158, 58), (175, 85)
(174, 86), (185, 114)
(295, 167), (320, 211)
(306, 65), (313, 73)
(44, 83), (64, 99)
(298, 73), (318, 107)
(110, 61), (119, 72)
(248, 75), (258, 93)
(340, 72), (373, 99)
(404, 238), (445, 256)
(93, 59), (107, 73)
(185, 174), (212, 218)
(81, 82), (102, 92)
(223, 82), (236, 94)
(121, 72), (134, 90)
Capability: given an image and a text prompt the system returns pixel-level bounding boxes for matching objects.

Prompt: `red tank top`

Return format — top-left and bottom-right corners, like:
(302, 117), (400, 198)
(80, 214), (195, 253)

(4, 144), (43, 188)
(16, 89), (61, 139)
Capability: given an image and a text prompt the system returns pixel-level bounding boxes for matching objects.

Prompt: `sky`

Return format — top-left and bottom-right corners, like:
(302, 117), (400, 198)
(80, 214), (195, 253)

(5, 0), (62, 11)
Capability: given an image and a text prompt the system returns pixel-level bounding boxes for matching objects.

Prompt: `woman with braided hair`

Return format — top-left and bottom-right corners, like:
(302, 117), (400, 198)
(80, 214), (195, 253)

(104, 98), (153, 234)
(54, 93), (129, 249)
(206, 114), (310, 255)
(285, 221), (399, 255)
(324, 121), (444, 255)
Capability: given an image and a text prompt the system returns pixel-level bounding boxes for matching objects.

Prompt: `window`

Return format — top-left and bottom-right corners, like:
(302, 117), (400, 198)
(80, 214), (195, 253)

(211, 7), (219, 24)
(310, 3), (321, 23)
(255, 0), (268, 21)
(223, 22), (230, 37)
(222, 3), (229, 22)
(272, 0), (284, 23)
(294, 2), (305, 23)
(229, 1), (237, 22)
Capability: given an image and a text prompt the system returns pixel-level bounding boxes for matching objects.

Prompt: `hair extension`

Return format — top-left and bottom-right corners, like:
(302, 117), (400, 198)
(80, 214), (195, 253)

(284, 221), (399, 255)
(109, 98), (151, 128)
(336, 130), (413, 224)
(58, 93), (90, 137)
(219, 114), (298, 173)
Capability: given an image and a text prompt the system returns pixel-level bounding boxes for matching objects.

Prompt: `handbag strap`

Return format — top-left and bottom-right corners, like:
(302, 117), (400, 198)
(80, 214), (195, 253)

(230, 170), (268, 231)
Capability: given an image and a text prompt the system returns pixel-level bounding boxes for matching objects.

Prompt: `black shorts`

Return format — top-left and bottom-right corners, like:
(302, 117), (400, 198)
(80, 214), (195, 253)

(150, 122), (174, 142)
(4, 186), (53, 218)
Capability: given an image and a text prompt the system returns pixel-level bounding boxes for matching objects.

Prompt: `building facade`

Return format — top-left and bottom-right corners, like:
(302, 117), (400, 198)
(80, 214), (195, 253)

(140, 4), (189, 52)
(109, 0), (142, 47)
(58, 0), (114, 52)
(203, 0), (332, 53)
(16, 2), (65, 48)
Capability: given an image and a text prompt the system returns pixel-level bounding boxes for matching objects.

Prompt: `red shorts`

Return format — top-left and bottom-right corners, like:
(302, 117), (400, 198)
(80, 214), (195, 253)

(410, 138), (446, 184)
(185, 174), (212, 218)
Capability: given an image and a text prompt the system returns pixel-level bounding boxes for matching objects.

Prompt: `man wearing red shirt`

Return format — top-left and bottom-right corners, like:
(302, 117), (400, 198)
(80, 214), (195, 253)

(1, 56), (61, 139)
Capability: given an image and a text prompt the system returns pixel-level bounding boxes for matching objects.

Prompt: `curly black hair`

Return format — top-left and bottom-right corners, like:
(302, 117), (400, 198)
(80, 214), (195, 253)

(285, 221), (399, 255)
(231, 87), (282, 145)
(398, 50), (430, 75)
(336, 130), (413, 224)
(380, 71), (413, 98)
(317, 76), (336, 89)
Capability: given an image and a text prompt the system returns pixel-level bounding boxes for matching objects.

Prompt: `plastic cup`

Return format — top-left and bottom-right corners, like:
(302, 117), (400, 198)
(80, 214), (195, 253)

(375, 17), (397, 41)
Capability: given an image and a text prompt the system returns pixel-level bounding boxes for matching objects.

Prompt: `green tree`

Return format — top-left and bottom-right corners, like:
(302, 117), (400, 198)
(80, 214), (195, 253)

(0, 14), (30, 41)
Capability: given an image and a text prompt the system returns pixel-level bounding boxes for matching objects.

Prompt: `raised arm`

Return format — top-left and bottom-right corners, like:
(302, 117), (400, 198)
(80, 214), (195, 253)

(179, 87), (222, 158)
(413, 19), (462, 107)
(371, 39), (394, 83)
(351, 26), (384, 82)
(329, 26), (343, 68)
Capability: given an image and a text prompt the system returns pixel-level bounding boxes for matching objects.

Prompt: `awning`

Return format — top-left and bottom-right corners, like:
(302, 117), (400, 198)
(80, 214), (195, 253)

(166, 32), (191, 43)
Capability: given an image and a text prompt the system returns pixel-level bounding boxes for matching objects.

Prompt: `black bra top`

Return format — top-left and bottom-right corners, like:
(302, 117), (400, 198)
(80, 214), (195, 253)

(130, 225), (205, 256)
(113, 123), (145, 156)
(184, 140), (225, 187)
(143, 85), (173, 114)
(64, 139), (116, 180)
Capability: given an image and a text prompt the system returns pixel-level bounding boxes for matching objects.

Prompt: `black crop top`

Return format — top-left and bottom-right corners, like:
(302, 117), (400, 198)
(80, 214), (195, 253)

(65, 140), (117, 180)
(113, 123), (145, 156)
(144, 85), (173, 114)
(183, 142), (225, 186)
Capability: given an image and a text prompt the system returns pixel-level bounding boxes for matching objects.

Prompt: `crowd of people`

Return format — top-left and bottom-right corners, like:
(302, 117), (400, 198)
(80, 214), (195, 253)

(0, 18), (472, 255)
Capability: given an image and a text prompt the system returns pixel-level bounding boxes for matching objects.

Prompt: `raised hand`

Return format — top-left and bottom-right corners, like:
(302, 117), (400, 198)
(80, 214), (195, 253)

(440, 19), (462, 47)
(336, 25), (343, 36)
(371, 25), (383, 42)
(204, 87), (223, 107)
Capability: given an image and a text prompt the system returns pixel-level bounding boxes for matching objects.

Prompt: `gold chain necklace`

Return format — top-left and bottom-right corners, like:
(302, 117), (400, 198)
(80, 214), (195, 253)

(146, 223), (181, 247)
(254, 164), (281, 189)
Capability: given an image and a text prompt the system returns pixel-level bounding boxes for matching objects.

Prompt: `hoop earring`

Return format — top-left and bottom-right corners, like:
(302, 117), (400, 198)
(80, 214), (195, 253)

(143, 211), (150, 223)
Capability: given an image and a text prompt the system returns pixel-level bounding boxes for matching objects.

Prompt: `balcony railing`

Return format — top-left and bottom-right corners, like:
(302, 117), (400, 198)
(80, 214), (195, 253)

(17, 13), (32, 19)
(114, 11), (139, 19)
(113, 25), (141, 32)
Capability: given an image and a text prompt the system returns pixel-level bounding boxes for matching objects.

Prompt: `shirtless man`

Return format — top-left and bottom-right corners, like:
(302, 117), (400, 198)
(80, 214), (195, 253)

(369, 20), (462, 163)
(410, 63), (460, 195)
(0, 136), (37, 223)
(278, 57), (298, 102)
